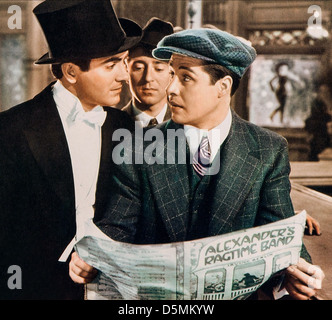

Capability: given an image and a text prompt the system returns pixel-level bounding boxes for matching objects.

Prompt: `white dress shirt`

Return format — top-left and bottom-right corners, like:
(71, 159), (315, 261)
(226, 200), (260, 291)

(53, 81), (106, 245)
(131, 102), (168, 127)
(184, 107), (232, 163)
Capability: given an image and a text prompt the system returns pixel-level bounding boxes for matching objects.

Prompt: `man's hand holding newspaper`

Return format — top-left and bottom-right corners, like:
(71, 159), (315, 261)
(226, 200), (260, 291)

(68, 211), (324, 300)
(69, 252), (98, 284)
(283, 258), (324, 300)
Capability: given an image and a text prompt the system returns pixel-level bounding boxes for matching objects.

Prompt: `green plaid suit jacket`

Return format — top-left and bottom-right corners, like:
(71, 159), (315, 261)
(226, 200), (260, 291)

(96, 110), (310, 261)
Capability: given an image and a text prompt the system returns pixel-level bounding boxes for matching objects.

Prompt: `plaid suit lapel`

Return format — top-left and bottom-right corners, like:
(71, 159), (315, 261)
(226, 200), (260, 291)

(145, 121), (191, 242)
(208, 112), (263, 236)
(144, 115), (263, 241)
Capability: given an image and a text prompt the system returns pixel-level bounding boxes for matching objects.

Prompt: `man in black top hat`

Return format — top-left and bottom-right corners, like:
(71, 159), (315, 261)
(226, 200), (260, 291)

(0, 0), (141, 300)
(122, 17), (174, 127)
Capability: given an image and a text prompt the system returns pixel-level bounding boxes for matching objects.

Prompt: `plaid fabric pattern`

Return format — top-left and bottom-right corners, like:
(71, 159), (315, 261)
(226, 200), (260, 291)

(153, 29), (257, 78)
(98, 111), (305, 246)
(97, 110), (310, 262)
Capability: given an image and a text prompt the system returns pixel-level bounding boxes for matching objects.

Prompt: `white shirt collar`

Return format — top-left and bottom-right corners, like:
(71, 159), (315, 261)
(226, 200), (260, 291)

(52, 80), (105, 126)
(53, 80), (84, 117)
(131, 102), (168, 127)
(184, 108), (232, 162)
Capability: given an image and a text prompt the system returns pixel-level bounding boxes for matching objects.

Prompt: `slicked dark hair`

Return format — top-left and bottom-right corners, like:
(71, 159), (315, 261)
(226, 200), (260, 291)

(51, 59), (91, 79)
(202, 63), (240, 96)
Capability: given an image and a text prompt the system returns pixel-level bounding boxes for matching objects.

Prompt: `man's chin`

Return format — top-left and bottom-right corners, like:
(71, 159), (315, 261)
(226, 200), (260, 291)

(104, 97), (121, 107)
(171, 114), (184, 125)
(139, 98), (158, 107)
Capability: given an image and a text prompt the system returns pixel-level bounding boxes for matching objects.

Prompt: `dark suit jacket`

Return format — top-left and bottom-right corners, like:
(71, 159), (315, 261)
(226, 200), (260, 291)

(122, 100), (172, 124)
(97, 111), (310, 261)
(0, 82), (134, 299)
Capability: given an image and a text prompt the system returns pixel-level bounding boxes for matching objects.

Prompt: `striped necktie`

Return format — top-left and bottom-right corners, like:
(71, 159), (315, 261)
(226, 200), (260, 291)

(147, 118), (158, 127)
(193, 136), (211, 178)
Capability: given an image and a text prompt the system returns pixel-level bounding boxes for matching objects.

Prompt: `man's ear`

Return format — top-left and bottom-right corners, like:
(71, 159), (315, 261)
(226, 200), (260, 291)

(61, 63), (79, 84)
(217, 76), (233, 97)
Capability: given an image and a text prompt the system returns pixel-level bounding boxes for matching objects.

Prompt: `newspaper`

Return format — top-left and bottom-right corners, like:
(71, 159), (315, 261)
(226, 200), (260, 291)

(74, 211), (307, 300)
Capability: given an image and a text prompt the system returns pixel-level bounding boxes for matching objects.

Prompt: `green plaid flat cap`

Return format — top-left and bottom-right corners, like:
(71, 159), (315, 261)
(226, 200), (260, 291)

(152, 28), (256, 78)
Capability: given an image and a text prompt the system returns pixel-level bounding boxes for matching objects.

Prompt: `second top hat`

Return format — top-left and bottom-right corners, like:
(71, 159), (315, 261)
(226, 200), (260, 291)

(33, 0), (142, 64)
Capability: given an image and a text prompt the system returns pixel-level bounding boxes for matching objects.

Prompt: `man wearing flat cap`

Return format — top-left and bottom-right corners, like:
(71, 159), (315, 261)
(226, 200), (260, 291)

(123, 17), (173, 127)
(71, 28), (324, 300)
(0, 0), (142, 299)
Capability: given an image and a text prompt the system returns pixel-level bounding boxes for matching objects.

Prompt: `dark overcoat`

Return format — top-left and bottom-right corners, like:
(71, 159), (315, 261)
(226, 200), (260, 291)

(0, 83), (134, 299)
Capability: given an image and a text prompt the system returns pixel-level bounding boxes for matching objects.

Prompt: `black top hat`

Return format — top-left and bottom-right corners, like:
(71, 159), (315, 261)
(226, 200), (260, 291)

(33, 0), (142, 64)
(136, 17), (173, 50)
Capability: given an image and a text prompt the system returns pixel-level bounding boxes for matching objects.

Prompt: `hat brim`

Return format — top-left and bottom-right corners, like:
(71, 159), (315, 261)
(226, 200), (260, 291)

(35, 18), (142, 65)
(152, 46), (216, 64)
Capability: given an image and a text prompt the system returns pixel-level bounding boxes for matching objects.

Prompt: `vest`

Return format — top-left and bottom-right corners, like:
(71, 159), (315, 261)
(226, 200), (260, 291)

(186, 163), (215, 240)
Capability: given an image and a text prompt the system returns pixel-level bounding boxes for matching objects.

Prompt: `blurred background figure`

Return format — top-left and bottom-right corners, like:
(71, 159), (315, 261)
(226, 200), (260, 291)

(269, 61), (305, 123)
(305, 86), (332, 161)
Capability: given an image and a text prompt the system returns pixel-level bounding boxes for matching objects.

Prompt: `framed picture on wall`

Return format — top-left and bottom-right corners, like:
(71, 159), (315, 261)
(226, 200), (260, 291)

(248, 54), (322, 128)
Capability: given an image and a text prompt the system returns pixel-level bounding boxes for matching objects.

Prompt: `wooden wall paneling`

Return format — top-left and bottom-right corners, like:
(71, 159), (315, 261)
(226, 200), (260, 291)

(246, 1), (326, 30)
(202, 0), (227, 30)
(113, 0), (186, 29)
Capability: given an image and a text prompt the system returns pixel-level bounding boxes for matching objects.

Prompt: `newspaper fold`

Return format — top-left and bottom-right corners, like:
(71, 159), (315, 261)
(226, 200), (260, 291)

(73, 211), (306, 300)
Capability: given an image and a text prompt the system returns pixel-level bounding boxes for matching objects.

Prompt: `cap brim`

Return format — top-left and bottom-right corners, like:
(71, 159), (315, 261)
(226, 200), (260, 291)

(35, 18), (142, 65)
(152, 46), (216, 63)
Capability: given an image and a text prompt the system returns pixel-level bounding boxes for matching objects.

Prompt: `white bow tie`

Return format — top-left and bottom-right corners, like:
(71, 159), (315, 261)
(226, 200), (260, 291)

(71, 106), (107, 126)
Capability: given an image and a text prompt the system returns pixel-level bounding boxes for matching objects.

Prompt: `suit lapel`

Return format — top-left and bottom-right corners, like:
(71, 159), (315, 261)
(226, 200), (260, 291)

(145, 113), (263, 240)
(145, 121), (191, 241)
(208, 112), (263, 235)
(95, 109), (117, 212)
(144, 114), (263, 241)
(23, 83), (75, 211)
(95, 107), (135, 217)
